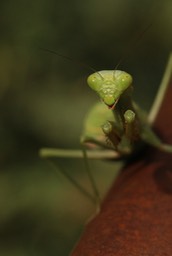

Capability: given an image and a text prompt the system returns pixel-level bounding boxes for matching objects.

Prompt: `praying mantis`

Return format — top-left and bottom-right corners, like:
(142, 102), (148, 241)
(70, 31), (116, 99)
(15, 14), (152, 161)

(40, 53), (172, 207)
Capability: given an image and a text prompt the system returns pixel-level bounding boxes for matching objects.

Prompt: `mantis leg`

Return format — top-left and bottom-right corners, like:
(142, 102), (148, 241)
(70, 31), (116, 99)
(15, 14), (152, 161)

(102, 121), (121, 150)
(39, 147), (119, 159)
(46, 159), (98, 204)
(124, 109), (137, 141)
(40, 150), (100, 205)
(39, 146), (119, 207)
(101, 110), (139, 155)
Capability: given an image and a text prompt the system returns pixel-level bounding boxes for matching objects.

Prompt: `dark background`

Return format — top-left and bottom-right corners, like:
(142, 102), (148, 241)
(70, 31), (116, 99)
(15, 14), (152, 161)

(0, 0), (171, 255)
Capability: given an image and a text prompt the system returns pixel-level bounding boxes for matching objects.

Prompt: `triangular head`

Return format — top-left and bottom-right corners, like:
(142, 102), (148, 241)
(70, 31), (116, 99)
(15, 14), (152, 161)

(87, 70), (133, 109)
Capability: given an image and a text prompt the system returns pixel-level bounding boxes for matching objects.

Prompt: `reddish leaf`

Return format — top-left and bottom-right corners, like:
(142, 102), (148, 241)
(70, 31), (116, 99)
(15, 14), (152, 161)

(72, 81), (172, 256)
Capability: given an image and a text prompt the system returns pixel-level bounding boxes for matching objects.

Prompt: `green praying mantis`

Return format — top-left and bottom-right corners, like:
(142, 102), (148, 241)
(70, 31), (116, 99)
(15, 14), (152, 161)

(40, 53), (172, 207)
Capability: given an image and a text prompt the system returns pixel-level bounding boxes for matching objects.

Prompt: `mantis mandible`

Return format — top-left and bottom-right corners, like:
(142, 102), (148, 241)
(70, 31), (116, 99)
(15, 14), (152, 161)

(40, 53), (172, 207)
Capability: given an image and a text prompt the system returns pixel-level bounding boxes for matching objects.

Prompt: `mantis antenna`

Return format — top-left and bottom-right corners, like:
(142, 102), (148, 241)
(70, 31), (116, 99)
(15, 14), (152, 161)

(114, 23), (152, 72)
(39, 47), (104, 80)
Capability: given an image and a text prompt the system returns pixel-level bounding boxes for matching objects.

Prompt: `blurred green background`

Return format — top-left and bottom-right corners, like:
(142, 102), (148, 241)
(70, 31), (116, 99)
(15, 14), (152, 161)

(0, 0), (171, 255)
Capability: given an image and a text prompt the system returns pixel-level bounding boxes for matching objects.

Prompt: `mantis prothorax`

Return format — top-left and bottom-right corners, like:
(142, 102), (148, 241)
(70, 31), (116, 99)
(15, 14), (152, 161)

(40, 53), (172, 206)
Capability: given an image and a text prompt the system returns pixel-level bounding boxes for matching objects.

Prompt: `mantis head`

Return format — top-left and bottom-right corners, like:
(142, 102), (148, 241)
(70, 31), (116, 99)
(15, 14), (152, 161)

(87, 70), (133, 109)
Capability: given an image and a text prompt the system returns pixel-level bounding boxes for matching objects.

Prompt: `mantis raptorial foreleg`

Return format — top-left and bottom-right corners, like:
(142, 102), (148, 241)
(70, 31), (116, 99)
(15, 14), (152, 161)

(40, 53), (172, 206)
(124, 110), (136, 141)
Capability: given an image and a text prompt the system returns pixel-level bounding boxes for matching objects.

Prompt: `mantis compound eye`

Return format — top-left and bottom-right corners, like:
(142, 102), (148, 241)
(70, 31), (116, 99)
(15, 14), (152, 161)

(117, 73), (133, 91)
(87, 72), (104, 92)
